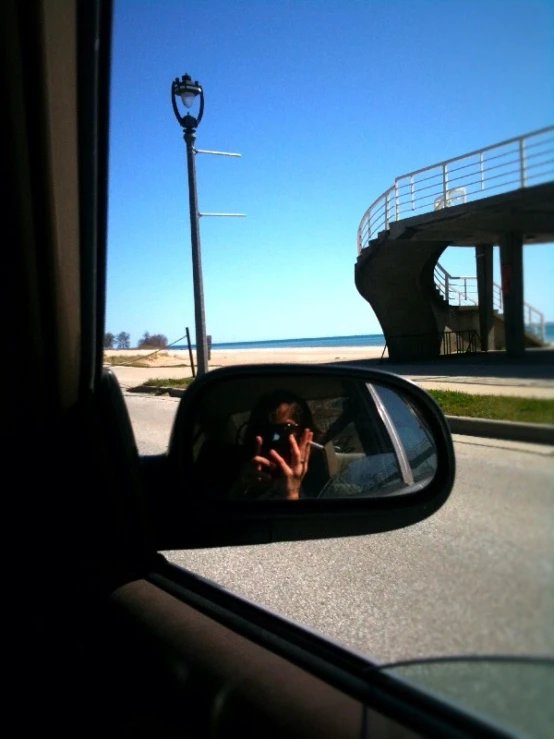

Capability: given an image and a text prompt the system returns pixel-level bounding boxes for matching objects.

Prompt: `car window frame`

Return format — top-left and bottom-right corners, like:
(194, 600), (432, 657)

(7, 0), (512, 736)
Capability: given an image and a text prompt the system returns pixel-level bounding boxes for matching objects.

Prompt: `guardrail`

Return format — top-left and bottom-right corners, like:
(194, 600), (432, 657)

(434, 263), (545, 342)
(381, 329), (480, 361)
(357, 125), (554, 252)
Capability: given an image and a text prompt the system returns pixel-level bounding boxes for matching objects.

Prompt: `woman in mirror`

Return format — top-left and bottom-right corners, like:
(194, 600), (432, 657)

(230, 390), (321, 500)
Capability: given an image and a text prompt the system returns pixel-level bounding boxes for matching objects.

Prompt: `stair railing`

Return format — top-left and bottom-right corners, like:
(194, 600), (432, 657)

(434, 263), (545, 341)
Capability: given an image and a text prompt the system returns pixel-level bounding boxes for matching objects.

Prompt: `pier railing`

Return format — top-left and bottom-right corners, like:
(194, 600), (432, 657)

(357, 126), (554, 252)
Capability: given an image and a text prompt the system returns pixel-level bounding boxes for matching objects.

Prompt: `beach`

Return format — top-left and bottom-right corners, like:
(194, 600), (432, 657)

(104, 345), (386, 390)
(104, 346), (389, 390)
(105, 346), (554, 399)
(105, 345), (387, 370)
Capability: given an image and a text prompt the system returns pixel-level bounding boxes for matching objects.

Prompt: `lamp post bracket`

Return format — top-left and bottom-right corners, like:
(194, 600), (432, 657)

(198, 212), (246, 217)
(194, 148), (242, 157)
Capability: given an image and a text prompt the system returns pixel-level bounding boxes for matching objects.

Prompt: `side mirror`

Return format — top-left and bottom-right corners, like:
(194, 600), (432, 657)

(154, 364), (455, 549)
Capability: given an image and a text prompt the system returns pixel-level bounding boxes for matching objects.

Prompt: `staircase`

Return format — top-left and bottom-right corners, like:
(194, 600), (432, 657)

(433, 262), (546, 347)
(355, 126), (553, 360)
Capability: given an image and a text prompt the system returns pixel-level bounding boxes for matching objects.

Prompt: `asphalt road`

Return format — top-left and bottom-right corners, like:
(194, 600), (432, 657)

(125, 392), (554, 663)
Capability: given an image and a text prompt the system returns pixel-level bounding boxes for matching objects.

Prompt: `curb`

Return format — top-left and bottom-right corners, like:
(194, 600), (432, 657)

(127, 386), (554, 446)
(446, 416), (554, 445)
(127, 385), (160, 394)
(128, 385), (186, 397)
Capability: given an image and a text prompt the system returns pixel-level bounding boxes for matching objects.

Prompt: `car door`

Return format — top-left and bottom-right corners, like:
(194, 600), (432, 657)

(5, 1), (511, 737)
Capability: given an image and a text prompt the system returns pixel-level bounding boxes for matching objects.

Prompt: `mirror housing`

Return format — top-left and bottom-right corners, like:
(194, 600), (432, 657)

(150, 364), (455, 550)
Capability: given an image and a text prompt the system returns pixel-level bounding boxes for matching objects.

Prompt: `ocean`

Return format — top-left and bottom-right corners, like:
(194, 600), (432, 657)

(541, 321), (554, 344)
(174, 322), (554, 351)
(174, 333), (387, 351)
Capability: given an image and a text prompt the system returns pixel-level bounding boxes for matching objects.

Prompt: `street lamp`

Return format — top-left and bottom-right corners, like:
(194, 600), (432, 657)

(171, 73), (208, 375)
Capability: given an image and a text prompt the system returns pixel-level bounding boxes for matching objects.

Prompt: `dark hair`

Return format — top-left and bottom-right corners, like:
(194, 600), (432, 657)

(244, 390), (319, 451)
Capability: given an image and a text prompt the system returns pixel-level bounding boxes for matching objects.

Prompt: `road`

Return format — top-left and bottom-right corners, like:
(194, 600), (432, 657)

(125, 392), (554, 663)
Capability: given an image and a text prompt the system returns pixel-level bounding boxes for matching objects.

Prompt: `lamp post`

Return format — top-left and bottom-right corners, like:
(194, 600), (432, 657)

(171, 73), (208, 375)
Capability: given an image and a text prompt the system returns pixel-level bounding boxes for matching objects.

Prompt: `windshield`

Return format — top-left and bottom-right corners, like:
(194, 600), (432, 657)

(380, 657), (554, 739)
(106, 0), (554, 735)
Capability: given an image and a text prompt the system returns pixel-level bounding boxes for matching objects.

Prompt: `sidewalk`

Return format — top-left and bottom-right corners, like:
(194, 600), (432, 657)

(109, 349), (554, 399)
(395, 377), (553, 400)
(110, 349), (554, 445)
(346, 347), (554, 398)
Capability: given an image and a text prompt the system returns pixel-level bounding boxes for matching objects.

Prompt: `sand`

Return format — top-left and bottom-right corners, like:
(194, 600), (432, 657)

(105, 345), (385, 390)
(104, 345), (387, 369)
(104, 346), (554, 399)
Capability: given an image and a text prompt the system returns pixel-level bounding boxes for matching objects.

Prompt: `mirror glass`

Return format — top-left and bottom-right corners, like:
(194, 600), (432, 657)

(186, 374), (438, 501)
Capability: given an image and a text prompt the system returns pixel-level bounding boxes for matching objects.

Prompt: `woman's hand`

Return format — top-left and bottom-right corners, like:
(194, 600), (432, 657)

(228, 442), (273, 499)
(252, 428), (314, 500)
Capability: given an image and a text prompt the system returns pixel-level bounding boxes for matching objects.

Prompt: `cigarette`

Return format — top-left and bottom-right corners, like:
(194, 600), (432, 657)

(309, 441), (325, 450)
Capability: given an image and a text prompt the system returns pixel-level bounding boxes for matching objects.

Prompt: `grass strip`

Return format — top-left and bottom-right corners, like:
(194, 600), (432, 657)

(105, 354), (190, 368)
(428, 389), (554, 425)
(143, 377), (194, 388)
(137, 381), (553, 423)
(105, 354), (152, 367)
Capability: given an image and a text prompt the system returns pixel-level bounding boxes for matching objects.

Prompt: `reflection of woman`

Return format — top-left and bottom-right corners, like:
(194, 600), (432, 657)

(231, 390), (319, 500)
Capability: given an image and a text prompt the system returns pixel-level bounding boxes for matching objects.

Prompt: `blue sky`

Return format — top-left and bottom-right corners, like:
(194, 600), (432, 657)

(106, 0), (554, 346)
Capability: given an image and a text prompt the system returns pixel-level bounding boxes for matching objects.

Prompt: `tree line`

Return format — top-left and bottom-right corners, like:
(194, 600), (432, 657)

(104, 332), (168, 350)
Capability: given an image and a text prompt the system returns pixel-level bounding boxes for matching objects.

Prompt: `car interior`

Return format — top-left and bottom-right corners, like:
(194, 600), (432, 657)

(5, 1), (510, 737)
(182, 374), (395, 497)
(173, 371), (439, 502)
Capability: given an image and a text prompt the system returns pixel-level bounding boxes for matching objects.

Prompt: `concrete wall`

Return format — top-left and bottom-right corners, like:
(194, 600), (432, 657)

(445, 305), (543, 349)
(445, 306), (481, 333)
(355, 239), (449, 361)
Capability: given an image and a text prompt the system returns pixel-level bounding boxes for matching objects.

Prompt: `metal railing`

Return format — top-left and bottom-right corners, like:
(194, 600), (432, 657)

(434, 262), (546, 342)
(357, 125), (554, 252)
(381, 329), (480, 361)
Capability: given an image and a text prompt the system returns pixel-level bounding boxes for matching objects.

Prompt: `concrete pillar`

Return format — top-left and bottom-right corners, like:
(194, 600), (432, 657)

(475, 244), (494, 351)
(499, 232), (525, 357)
